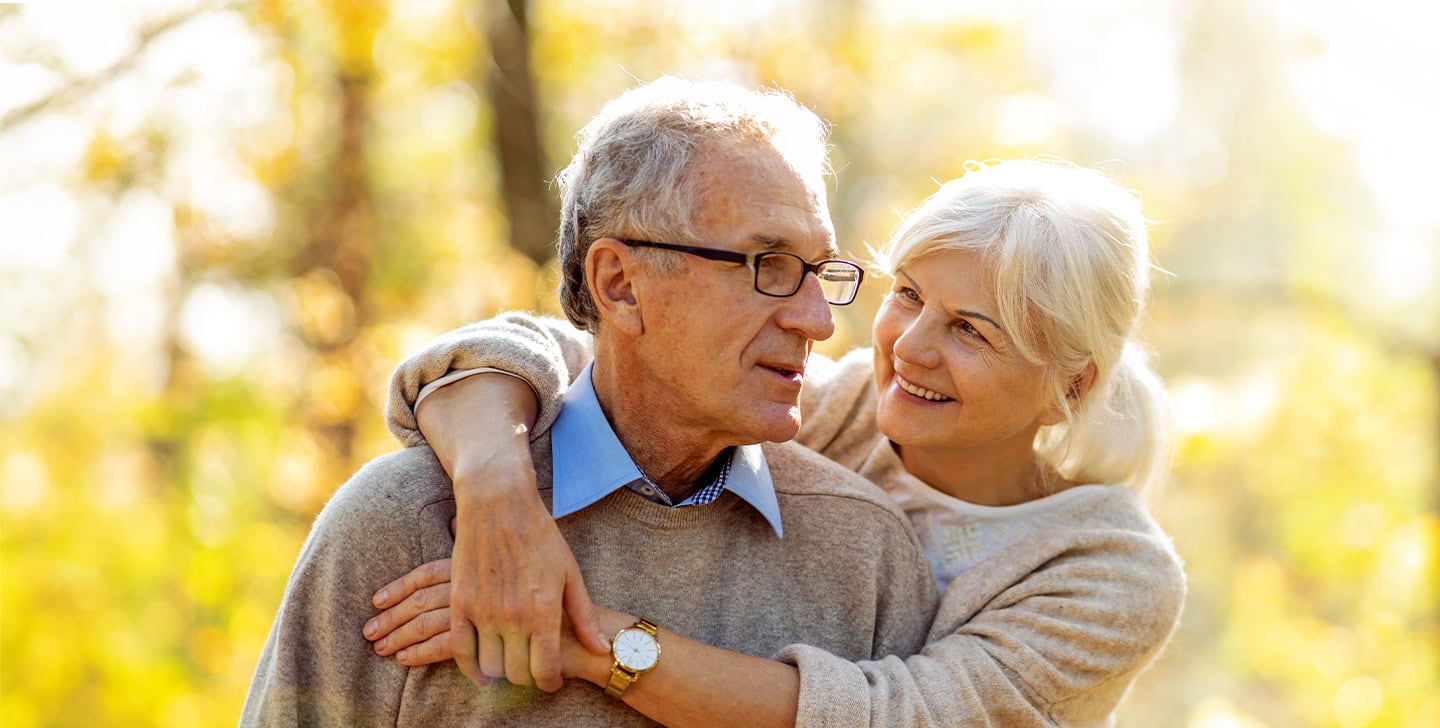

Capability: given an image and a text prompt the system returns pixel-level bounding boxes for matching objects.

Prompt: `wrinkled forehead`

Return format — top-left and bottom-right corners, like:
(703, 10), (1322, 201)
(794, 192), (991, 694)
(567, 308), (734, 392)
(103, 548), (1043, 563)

(687, 141), (837, 257)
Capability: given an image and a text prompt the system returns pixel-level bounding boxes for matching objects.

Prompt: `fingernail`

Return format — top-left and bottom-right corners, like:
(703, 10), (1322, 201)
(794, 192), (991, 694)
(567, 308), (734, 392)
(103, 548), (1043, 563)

(374, 589), (388, 607)
(364, 619), (378, 637)
(397, 648), (408, 662)
(377, 638), (388, 652)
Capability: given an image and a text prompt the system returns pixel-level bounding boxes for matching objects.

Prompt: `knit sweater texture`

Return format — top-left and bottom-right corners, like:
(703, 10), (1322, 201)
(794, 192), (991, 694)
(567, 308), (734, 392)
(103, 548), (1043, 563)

(384, 313), (1188, 727)
(244, 414), (938, 725)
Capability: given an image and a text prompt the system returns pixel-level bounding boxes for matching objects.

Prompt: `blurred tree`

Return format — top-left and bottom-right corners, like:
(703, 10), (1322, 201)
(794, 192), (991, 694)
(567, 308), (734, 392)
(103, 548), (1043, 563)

(483, 0), (557, 266)
(1, 1), (1435, 726)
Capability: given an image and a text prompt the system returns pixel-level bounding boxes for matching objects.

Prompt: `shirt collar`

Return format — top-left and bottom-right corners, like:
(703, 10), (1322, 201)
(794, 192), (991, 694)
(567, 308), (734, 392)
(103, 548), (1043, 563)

(550, 362), (784, 538)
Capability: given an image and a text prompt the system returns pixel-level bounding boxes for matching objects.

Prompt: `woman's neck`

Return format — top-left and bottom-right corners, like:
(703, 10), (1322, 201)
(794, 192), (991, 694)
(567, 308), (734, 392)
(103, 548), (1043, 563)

(896, 440), (1072, 507)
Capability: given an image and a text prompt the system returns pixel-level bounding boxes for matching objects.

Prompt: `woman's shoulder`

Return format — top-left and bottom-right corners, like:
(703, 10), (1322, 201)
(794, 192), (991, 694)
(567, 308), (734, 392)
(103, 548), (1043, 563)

(940, 485), (1185, 618)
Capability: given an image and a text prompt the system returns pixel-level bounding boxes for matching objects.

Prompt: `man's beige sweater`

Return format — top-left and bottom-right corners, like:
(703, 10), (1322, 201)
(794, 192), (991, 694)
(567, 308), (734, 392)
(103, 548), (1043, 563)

(243, 421), (938, 725)
(385, 313), (1187, 727)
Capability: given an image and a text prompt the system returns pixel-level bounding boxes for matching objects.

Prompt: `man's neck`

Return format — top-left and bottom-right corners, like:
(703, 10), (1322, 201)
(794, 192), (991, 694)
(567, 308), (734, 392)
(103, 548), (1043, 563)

(589, 357), (731, 502)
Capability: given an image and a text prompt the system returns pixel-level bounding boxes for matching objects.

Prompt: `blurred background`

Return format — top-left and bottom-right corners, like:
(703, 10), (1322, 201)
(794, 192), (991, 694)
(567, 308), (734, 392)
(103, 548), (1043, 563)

(1, 0), (1435, 725)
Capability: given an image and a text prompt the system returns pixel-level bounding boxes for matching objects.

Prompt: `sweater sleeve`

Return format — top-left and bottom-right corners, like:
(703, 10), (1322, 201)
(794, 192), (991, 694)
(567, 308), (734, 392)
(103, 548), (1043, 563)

(776, 530), (1186, 727)
(240, 451), (450, 727)
(385, 313), (594, 447)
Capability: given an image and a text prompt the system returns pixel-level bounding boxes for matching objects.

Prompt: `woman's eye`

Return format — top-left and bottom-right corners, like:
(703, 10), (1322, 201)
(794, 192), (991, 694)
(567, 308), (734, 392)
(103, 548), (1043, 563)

(956, 320), (988, 342)
(894, 286), (920, 302)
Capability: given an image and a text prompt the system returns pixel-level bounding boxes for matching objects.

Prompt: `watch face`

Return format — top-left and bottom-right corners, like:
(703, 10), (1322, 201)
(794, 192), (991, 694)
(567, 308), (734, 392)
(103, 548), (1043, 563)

(613, 628), (659, 671)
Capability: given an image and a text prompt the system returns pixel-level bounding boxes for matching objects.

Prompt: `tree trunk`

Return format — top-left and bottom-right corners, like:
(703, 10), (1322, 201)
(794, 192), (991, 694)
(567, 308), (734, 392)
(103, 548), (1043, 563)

(482, 0), (557, 266)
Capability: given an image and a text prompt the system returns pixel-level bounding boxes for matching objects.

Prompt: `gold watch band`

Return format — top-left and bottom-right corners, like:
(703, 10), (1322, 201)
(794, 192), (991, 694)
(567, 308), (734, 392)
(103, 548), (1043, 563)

(604, 618), (660, 699)
(603, 668), (637, 698)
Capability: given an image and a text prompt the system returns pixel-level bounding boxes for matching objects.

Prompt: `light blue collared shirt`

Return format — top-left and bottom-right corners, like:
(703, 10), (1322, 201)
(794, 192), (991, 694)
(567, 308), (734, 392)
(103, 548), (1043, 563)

(550, 363), (785, 538)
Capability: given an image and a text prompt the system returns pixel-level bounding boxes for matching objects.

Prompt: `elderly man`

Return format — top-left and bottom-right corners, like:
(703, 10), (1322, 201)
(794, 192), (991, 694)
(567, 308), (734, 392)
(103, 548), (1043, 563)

(242, 77), (936, 726)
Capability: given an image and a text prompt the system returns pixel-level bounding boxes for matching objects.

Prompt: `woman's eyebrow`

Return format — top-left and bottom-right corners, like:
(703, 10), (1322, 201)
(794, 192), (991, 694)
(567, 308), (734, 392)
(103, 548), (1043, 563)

(954, 308), (1004, 334)
(899, 270), (1004, 333)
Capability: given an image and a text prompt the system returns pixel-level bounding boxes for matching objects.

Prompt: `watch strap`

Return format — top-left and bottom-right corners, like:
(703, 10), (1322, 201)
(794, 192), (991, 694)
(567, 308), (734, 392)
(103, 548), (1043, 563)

(604, 617), (660, 699)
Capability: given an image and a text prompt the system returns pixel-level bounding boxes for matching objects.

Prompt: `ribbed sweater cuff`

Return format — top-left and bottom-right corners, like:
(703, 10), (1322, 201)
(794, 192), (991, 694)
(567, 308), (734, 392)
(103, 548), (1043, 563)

(774, 643), (871, 727)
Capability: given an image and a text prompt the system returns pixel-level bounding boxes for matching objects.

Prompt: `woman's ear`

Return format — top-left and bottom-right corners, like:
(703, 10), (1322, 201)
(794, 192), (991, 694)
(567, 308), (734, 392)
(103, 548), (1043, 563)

(1068, 361), (1098, 404)
(585, 238), (644, 337)
(1040, 361), (1098, 426)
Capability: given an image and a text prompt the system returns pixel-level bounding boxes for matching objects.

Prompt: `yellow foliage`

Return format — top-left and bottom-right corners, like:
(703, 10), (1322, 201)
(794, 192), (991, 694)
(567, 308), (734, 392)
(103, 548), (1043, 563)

(2, 1), (1437, 727)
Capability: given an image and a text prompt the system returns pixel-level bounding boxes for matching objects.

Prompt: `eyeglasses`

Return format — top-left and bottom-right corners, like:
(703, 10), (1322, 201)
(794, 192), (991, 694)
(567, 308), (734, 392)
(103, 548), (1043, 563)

(622, 240), (865, 305)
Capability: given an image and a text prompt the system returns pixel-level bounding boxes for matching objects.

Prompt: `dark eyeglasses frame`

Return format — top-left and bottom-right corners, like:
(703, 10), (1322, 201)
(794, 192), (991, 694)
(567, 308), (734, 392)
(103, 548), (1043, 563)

(621, 239), (864, 305)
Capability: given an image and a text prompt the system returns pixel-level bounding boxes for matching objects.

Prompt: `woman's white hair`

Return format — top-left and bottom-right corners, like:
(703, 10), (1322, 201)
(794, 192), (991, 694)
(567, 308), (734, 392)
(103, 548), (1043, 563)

(875, 158), (1174, 503)
(555, 76), (830, 331)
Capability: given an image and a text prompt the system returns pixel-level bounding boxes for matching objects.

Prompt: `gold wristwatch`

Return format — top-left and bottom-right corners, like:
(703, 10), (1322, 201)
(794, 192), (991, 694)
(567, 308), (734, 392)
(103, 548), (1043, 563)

(604, 618), (660, 699)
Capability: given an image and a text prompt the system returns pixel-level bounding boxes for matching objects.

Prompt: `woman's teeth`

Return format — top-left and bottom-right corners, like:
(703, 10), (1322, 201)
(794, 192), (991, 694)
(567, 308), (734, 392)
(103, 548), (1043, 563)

(897, 377), (952, 402)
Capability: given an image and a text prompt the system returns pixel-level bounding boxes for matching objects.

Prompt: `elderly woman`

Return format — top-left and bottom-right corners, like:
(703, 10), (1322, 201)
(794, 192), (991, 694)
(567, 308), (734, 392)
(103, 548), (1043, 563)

(365, 158), (1185, 726)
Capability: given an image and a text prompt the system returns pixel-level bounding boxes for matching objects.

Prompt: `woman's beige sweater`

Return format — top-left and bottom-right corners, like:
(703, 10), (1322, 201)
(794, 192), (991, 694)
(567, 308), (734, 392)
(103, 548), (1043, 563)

(386, 313), (1187, 727)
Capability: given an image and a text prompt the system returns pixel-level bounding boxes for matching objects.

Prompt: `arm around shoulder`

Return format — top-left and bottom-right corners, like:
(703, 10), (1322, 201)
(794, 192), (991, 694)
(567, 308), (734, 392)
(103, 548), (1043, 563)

(386, 313), (595, 447)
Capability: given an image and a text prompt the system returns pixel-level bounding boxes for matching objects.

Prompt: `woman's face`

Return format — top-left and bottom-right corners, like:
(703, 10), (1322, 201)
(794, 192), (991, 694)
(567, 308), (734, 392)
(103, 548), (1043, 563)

(871, 248), (1063, 454)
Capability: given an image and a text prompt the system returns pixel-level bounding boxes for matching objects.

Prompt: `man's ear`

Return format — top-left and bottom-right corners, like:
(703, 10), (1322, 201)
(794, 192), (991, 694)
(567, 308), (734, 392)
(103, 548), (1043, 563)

(586, 238), (645, 336)
(1040, 360), (1098, 426)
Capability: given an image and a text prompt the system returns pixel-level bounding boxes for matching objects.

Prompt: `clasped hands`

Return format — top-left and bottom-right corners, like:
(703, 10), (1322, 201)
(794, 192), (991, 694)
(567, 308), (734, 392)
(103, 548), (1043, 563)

(361, 487), (615, 691)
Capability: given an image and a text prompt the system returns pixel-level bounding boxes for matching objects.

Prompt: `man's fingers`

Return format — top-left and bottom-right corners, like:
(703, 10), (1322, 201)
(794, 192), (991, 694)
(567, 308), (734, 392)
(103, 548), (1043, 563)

(397, 631), (455, 667)
(372, 558), (452, 609)
(563, 566), (610, 655)
(374, 604), (450, 656)
(365, 582), (449, 643)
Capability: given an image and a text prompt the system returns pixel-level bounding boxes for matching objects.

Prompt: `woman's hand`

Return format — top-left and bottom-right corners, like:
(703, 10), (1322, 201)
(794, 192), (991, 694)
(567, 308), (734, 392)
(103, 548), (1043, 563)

(363, 554), (624, 683)
(366, 558), (456, 666)
(416, 373), (610, 692)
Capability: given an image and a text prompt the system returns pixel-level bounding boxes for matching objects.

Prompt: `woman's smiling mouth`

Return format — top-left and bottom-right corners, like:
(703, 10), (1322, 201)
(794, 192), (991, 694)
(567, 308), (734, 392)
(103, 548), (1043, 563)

(896, 375), (953, 402)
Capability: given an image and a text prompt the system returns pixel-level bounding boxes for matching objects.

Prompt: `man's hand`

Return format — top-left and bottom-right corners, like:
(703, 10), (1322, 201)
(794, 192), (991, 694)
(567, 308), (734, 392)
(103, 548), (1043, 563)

(417, 372), (610, 692)
(367, 558), (454, 666)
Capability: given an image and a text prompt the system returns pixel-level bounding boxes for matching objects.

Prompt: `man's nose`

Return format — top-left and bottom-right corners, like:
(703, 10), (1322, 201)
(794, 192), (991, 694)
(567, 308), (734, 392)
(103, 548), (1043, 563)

(776, 272), (836, 341)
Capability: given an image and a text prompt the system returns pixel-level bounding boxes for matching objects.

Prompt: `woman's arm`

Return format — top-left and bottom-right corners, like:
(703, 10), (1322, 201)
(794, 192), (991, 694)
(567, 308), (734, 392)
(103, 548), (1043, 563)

(387, 313), (595, 447)
(366, 524), (1183, 727)
(386, 314), (608, 692)
(775, 529), (1188, 726)
(569, 609), (800, 728)
(381, 314), (880, 694)
(365, 560), (801, 728)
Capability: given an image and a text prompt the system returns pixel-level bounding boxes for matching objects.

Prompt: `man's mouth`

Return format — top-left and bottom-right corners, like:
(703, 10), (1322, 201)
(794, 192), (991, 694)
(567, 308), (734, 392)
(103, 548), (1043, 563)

(896, 375), (953, 402)
(760, 363), (805, 383)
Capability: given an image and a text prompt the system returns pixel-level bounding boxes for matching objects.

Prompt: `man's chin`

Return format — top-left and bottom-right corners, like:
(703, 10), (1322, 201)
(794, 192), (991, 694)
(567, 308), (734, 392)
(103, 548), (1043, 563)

(743, 405), (802, 443)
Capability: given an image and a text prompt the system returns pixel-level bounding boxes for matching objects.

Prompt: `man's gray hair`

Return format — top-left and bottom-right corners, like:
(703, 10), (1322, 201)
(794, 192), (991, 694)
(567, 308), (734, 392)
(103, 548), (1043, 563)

(555, 76), (830, 331)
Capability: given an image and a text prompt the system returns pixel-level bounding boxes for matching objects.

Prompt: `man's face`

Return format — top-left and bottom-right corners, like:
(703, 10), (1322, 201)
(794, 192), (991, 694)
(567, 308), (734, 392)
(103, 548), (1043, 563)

(633, 141), (838, 446)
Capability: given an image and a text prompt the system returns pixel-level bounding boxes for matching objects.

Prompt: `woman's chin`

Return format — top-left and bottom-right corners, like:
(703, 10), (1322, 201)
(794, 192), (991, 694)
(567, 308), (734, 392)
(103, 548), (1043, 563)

(876, 406), (922, 448)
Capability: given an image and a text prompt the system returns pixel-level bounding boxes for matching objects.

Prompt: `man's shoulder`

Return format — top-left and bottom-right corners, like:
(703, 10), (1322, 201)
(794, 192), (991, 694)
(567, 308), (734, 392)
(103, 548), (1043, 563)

(761, 440), (908, 524)
(318, 446), (454, 530)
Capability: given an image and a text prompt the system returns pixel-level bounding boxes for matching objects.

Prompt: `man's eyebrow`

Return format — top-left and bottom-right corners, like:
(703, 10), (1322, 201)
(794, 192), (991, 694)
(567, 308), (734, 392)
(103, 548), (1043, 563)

(751, 234), (792, 250)
(752, 234), (843, 260)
